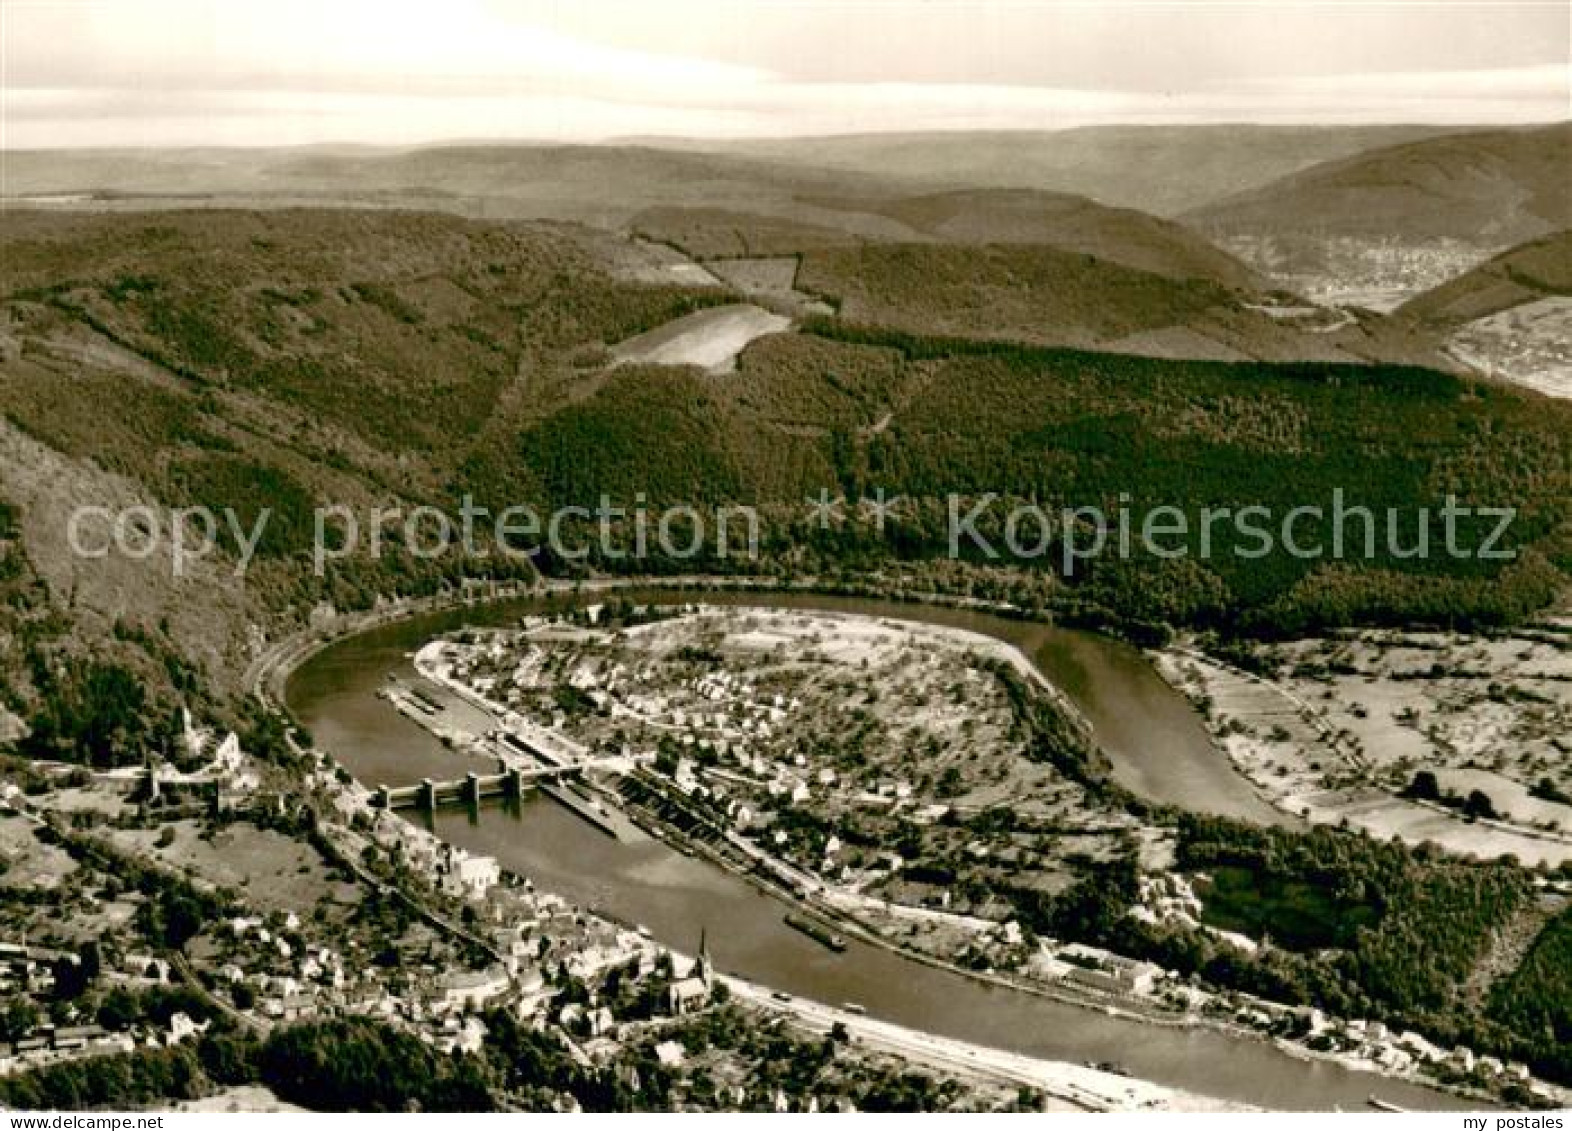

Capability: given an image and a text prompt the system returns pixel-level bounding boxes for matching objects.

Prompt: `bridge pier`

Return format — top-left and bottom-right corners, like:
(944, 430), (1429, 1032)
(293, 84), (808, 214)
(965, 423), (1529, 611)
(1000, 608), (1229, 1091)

(368, 762), (576, 814)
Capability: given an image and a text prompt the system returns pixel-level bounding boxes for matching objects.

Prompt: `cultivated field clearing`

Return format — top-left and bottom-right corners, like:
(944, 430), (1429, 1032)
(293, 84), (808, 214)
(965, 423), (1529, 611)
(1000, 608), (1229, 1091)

(0, 812), (77, 892)
(1157, 633), (1572, 866)
(167, 1087), (308, 1113)
(1264, 631), (1572, 794)
(1448, 296), (1572, 400)
(705, 257), (834, 316)
(104, 820), (361, 914)
(609, 302), (791, 373)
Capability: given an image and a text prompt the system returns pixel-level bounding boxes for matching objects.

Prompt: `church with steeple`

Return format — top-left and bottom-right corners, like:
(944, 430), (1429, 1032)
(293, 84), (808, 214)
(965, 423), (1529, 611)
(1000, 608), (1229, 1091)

(665, 929), (713, 1016)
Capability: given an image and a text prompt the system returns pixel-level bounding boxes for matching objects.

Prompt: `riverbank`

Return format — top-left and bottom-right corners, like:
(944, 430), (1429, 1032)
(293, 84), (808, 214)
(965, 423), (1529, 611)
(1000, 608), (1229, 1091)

(271, 577), (1509, 1111)
(722, 979), (1252, 1112)
(1153, 643), (1572, 868)
(250, 571), (1077, 705)
(379, 646), (1238, 1112)
(405, 600), (1523, 1109)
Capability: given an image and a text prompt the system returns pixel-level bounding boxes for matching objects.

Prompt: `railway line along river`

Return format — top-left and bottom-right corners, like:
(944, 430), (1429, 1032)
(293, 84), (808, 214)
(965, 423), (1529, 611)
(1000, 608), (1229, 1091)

(285, 587), (1475, 1112)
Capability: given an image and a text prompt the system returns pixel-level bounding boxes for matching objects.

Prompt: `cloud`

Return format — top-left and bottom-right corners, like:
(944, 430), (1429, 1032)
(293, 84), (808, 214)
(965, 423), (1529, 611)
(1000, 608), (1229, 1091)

(2, 1), (1566, 145)
(5, 0), (773, 94)
(1232, 63), (1569, 105)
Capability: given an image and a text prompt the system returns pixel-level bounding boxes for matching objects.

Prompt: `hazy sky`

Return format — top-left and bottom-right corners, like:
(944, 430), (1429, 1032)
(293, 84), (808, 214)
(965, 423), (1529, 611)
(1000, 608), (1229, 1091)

(3, 0), (1567, 146)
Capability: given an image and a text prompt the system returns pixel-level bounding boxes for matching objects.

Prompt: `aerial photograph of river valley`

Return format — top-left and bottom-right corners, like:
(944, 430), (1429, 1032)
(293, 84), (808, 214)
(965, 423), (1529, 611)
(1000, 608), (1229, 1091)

(0, 0), (1568, 1118)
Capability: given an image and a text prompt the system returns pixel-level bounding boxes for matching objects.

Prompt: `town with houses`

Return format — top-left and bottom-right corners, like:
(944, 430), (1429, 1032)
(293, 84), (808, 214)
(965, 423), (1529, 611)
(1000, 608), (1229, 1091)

(2, 0), (1570, 1113)
(0, 596), (1565, 1114)
(0, 684), (1055, 1111)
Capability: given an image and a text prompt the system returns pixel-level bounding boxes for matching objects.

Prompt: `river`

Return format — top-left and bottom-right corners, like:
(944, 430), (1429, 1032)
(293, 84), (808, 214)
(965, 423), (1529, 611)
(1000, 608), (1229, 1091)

(285, 588), (1474, 1111)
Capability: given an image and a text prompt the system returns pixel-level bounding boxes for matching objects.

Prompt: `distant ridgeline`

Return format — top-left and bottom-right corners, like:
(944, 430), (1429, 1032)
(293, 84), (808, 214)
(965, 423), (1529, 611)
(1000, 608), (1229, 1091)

(0, 209), (1566, 688)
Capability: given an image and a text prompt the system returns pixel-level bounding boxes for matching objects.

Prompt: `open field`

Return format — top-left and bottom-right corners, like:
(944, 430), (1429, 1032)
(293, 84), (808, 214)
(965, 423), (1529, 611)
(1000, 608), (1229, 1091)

(610, 304), (793, 373)
(0, 811), (78, 892)
(1447, 297), (1572, 400)
(103, 820), (362, 915)
(1156, 631), (1572, 866)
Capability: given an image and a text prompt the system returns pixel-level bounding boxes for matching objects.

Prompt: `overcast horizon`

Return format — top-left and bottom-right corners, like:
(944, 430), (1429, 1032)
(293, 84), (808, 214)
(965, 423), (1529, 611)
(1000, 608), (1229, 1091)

(2, 0), (1568, 149)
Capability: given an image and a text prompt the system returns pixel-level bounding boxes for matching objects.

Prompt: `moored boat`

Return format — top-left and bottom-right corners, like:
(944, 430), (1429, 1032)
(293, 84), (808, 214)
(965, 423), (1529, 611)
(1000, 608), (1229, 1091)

(784, 912), (847, 952)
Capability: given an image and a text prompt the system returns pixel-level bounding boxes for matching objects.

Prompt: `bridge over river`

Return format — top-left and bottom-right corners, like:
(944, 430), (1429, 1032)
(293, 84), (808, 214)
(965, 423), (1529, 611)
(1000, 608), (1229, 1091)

(376, 720), (588, 812)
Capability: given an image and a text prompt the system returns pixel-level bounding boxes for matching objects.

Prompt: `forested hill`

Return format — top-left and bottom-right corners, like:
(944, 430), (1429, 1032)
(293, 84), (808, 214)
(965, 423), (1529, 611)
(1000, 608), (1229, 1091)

(1185, 123), (1572, 249)
(1398, 230), (1572, 326)
(1, 209), (1568, 760)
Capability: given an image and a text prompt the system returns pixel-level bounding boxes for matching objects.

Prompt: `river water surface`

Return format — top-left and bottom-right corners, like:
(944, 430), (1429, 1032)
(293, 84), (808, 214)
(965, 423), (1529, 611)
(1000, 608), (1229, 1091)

(286, 589), (1474, 1112)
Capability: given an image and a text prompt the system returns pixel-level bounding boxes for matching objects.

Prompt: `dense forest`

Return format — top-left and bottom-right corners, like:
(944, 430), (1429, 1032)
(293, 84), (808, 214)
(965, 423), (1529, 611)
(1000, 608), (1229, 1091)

(1488, 907), (1572, 1082)
(515, 322), (1569, 637)
(3, 212), (1566, 663)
